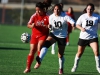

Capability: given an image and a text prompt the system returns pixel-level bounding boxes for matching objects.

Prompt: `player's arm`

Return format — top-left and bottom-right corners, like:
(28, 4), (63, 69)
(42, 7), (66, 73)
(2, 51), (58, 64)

(69, 19), (75, 28)
(27, 23), (35, 29)
(76, 24), (85, 32)
(48, 15), (53, 30)
(66, 15), (75, 27)
(27, 14), (36, 29)
(48, 24), (53, 30)
(76, 15), (85, 32)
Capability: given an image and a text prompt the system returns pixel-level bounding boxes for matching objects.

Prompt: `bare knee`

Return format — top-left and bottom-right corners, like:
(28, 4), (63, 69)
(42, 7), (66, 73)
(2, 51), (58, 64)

(76, 46), (85, 57)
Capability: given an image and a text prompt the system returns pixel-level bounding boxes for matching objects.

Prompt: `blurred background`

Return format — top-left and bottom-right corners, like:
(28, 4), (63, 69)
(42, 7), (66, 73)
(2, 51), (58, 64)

(0, 0), (100, 26)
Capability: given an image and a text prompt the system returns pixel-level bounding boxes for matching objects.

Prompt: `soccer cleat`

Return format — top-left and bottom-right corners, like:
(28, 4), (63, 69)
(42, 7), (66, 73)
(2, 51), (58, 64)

(23, 68), (31, 73)
(34, 62), (41, 69)
(51, 50), (55, 54)
(97, 67), (100, 73)
(71, 66), (77, 72)
(59, 68), (63, 74)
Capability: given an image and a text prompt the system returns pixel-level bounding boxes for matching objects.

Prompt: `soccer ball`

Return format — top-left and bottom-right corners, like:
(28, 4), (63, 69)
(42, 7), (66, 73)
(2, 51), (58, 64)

(21, 32), (31, 43)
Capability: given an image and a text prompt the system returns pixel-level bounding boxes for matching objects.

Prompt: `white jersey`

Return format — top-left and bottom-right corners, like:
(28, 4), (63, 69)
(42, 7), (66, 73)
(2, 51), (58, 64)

(76, 13), (100, 39)
(49, 12), (75, 38)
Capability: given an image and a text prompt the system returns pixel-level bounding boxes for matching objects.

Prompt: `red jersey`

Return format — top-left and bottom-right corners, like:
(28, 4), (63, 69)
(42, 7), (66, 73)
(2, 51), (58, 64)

(28, 13), (49, 36)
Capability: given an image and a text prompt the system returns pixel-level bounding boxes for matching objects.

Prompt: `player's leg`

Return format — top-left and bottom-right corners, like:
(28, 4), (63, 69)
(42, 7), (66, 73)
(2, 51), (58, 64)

(90, 38), (100, 73)
(58, 45), (65, 74)
(34, 36), (56, 69)
(71, 39), (87, 72)
(35, 37), (48, 68)
(57, 38), (66, 74)
(34, 47), (48, 69)
(71, 45), (86, 72)
(24, 44), (37, 73)
(51, 43), (56, 54)
(37, 35), (48, 56)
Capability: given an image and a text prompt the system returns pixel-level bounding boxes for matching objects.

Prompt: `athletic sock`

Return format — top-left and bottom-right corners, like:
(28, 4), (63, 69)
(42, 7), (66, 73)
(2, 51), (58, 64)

(95, 56), (100, 68)
(27, 55), (34, 69)
(39, 47), (48, 62)
(73, 55), (80, 68)
(51, 43), (56, 51)
(59, 57), (65, 69)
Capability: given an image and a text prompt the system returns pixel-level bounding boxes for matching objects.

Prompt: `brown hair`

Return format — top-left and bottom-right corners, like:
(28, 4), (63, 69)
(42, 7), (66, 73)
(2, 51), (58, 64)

(43, 0), (52, 11)
(52, 4), (62, 11)
(83, 3), (95, 13)
(36, 2), (45, 9)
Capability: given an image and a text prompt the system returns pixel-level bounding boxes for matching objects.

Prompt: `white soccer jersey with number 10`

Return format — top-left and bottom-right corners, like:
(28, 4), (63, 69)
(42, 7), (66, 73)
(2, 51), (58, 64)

(76, 13), (100, 39)
(49, 12), (75, 38)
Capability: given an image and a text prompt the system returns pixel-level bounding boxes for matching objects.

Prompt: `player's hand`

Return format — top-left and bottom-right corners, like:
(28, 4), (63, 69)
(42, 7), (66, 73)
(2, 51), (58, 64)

(81, 28), (85, 32)
(32, 23), (35, 28)
(27, 23), (35, 29)
(48, 24), (52, 30)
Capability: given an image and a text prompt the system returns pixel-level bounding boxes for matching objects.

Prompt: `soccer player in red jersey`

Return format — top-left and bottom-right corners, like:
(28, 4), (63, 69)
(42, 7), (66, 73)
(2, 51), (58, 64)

(23, 2), (49, 73)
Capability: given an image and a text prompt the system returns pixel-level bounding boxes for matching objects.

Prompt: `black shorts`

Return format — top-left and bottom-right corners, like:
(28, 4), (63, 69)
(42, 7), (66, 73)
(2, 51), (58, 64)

(78, 38), (98, 46)
(49, 33), (66, 46)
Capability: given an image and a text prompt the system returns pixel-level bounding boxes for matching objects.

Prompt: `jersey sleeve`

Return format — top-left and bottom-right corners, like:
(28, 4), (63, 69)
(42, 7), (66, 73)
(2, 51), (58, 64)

(49, 15), (52, 25)
(65, 15), (75, 25)
(76, 15), (83, 26)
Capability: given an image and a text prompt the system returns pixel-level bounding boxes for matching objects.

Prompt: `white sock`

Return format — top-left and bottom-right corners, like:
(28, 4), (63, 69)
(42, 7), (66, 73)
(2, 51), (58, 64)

(39, 47), (48, 61)
(73, 55), (80, 68)
(51, 43), (56, 51)
(95, 56), (100, 68)
(59, 57), (65, 69)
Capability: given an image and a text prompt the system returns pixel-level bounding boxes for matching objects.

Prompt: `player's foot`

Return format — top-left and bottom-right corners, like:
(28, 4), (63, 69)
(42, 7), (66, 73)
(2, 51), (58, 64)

(71, 66), (77, 72)
(34, 62), (41, 69)
(59, 68), (63, 74)
(97, 67), (100, 73)
(23, 68), (31, 73)
(51, 50), (55, 54)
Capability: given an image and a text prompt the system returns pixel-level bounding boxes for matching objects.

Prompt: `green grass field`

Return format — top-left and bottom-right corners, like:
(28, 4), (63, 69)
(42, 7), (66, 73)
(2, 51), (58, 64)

(0, 25), (100, 75)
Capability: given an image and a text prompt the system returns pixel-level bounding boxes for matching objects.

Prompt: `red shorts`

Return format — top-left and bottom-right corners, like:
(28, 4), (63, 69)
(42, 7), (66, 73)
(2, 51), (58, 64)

(30, 34), (48, 44)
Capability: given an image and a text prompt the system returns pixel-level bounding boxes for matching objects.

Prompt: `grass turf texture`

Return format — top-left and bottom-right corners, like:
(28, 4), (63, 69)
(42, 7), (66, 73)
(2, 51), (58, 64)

(0, 25), (100, 75)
